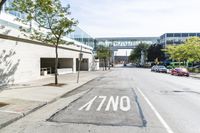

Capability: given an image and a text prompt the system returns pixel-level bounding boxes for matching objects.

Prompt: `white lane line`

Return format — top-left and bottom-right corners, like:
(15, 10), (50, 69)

(136, 88), (174, 133)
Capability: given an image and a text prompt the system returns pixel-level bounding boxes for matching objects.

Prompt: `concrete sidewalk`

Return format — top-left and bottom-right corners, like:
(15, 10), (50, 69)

(0, 70), (107, 129)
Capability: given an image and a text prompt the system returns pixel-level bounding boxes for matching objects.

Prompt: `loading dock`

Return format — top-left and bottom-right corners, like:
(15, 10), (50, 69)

(76, 58), (89, 71)
(40, 58), (74, 75)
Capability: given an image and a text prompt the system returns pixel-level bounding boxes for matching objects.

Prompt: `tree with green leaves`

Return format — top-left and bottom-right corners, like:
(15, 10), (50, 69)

(96, 45), (111, 70)
(164, 45), (186, 66)
(184, 37), (200, 62)
(9, 0), (77, 85)
(129, 43), (149, 64)
(164, 37), (200, 66)
(147, 44), (165, 62)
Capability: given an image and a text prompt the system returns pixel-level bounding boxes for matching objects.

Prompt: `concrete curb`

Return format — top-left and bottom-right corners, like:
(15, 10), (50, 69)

(190, 75), (200, 79)
(0, 114), (21, 129)
(0, 75), (101, 129)
(0, 103), (46, 129)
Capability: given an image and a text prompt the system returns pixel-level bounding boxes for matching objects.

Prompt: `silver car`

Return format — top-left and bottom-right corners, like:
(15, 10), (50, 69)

(157, 65), (167, 73)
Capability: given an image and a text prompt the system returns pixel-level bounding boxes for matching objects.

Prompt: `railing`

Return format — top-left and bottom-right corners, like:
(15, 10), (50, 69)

(41, 67), (52, 75)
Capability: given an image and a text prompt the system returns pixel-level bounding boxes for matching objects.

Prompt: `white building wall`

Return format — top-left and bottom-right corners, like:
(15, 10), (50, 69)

(0, 11), (95, 86)
(0, 36), (93, 85)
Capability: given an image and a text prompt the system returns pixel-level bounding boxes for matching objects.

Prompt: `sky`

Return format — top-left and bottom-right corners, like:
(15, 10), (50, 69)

(61, 0), (200, 56)
(62, 0), (200, 38)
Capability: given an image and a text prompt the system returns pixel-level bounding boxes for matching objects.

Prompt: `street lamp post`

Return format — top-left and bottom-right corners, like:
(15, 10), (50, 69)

(126, 50), (128, 64)
(77, 46), (83, 83)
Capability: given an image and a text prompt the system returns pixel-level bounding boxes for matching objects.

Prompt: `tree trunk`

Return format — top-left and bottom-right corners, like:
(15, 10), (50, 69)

(55, 45), (58, 85)
(0, 0), (7, 12)
(102, 59), (104, 71)
(186, 60), (189, 68)
(104, 59), (107, 70)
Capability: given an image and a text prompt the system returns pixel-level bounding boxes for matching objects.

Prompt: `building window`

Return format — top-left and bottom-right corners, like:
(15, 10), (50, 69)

(166, 33), (173, 37)
(174, 39), (182, 44)
(189, 33), (196, 36)
(182, 33), (188, 37)
(174, 33), (181, 37)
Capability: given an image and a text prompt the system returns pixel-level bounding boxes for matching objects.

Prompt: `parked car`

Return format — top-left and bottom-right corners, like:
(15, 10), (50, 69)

(188, 65), (200, 69)
(193, 65), (200, 68)
(171, 68), (189, 77)
(151, 65), (157, 72)
(167, 69), (172, 74)
(156, 65), (167, 73)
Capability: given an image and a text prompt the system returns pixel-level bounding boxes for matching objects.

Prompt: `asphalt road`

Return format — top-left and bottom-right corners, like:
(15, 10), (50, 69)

(1, 66), (200, 133)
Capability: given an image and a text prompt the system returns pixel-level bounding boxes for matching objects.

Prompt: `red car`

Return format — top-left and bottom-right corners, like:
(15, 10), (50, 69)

(171, 68), (189, 77)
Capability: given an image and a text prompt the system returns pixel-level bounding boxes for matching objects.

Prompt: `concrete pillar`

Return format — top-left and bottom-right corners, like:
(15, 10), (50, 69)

(112, 51), (115, 64)
(73, 58), (76, 73)
(88, 58), (90, 71)
(140, 50), (145, 66)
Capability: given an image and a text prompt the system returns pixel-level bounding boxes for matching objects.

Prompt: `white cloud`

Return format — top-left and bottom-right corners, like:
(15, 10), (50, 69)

(63, 0), (200, 37)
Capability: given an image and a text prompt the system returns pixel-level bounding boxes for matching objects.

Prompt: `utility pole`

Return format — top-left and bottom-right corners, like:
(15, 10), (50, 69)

(108, 44), (111, 70)
(77, 46), (83, 83)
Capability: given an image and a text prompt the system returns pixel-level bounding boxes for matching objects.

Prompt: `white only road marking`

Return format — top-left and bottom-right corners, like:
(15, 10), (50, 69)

(97, 96), (107, 111)
(136, 88), (174, 133)
(105, 96), (119, 111)
(79, 96), (131, 111)
(120, 96), (131, 111)
(79, 96), (97, 111)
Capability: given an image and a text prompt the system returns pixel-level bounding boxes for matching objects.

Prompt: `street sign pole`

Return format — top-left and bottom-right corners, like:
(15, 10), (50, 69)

(77, 46), (83, 83)
(108, 44), (111, 70)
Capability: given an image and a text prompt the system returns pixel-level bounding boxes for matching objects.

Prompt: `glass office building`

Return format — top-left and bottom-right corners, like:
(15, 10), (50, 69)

(160, 33), (200, 47)
(68, 27), (94, 48)
(0, 0), (94, 48)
